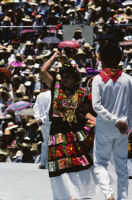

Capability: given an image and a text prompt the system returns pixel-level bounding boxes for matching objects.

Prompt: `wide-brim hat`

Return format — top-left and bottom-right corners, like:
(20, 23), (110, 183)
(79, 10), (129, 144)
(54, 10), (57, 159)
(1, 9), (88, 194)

(22, 15), (32, 22)
(6, 122), (18, 130)
(40, 0), (47, 4)
(3, 16), (10, 21)
(42, 50), (51, 57)
(26, 119), (36, 127)
(0, 149), (8, 156)
(20, 143), (32, 148)
(13, 150), (23, 159)
(79, 67), (87, 73)
(77, 48), (86, 55)
(123, 65), (132, 71)
(74, 29), (82, 33)
(23, 69), (31, 75)
(48, 1), (55, 6)
(25, 41), (33, 46)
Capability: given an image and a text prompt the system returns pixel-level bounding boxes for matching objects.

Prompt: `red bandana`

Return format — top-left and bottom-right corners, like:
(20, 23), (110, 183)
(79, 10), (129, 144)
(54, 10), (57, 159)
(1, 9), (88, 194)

(99, 68), (122, 83)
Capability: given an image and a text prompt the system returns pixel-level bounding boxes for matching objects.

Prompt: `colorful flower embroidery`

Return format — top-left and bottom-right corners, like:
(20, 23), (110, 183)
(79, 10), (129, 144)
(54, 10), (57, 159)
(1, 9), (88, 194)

(78, 155), (89, 166)
(58, 158), (69, 169)
(66, 143), (77, 156)
(55, 83), (60, 88)
(71, 157), (80, 166)
(66, 132), (77, 143)
(55, 146), (64, 158)
(56, 133), (63, 144)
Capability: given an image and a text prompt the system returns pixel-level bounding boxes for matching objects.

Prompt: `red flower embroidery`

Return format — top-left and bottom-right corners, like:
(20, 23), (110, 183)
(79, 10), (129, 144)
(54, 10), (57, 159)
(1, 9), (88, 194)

(66, 132), (73, 143)
(78, 93), (83, 98)
(55, 146), (64, 158)
(71, 158), (80, 166)
(66, 143), (77, 156)
(88, 93), (92, 101)
(59, 89), (63, 93)
(58, 95), (63, 101)
(78, 100), (82, 105)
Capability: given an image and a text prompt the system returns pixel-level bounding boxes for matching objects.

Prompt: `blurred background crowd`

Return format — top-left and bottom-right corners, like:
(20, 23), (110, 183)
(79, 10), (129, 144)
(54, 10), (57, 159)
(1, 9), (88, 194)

(0, 0), (132, 163)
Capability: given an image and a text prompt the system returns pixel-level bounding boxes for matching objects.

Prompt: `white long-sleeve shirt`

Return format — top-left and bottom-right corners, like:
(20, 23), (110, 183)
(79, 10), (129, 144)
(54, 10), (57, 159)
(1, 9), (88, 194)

(92, 72), (132, 130)
(33, 90), (51, 124)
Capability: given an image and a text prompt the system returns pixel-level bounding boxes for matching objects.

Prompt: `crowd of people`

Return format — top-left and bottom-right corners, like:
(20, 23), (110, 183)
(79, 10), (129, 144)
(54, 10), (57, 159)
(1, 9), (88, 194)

(0, 0), (132, 200)
(0, 0), (131, 167)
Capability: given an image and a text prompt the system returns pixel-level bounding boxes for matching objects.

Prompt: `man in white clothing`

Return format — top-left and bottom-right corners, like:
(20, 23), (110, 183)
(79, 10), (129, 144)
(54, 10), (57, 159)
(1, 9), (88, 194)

(33, 90), (51, 169)
(92, 43), (132, 200)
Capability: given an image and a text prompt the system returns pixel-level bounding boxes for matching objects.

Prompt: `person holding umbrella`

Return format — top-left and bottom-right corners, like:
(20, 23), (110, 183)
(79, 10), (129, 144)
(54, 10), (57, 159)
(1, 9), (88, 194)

(41, 50), (96, 200)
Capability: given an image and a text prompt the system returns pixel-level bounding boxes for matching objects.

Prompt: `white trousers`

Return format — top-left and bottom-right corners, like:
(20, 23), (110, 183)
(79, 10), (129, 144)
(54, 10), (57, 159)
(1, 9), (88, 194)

(93, 119), (128, 200)
(40, 123), (51, 168)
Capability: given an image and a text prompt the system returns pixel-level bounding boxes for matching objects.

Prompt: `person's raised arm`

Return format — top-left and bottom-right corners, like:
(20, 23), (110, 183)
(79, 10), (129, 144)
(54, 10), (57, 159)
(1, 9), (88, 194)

(41, 50), (60, 89)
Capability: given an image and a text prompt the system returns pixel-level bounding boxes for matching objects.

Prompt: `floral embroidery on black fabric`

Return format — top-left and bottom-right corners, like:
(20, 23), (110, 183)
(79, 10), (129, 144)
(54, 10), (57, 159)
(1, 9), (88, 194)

(48, 80), (94, 177)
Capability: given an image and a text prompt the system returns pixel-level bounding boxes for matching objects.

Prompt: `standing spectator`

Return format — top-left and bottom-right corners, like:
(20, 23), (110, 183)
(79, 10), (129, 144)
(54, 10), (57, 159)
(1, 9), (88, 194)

(33, 89), (51, 169)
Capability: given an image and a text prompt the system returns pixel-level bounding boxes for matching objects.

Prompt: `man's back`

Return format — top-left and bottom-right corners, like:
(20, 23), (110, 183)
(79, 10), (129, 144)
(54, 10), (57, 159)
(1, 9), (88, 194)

(92, 72), (132, 127)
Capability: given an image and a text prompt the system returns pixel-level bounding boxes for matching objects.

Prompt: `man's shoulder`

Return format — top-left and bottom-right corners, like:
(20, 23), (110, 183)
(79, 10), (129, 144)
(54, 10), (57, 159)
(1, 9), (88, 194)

(37, 90), (51, 98)
(93, 74), (102, 82)
(121, 72), (132, 82)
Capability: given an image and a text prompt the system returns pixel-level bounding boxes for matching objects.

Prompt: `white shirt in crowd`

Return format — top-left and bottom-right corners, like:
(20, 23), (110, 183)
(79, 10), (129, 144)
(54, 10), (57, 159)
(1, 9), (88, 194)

(33, 90), (51, 124)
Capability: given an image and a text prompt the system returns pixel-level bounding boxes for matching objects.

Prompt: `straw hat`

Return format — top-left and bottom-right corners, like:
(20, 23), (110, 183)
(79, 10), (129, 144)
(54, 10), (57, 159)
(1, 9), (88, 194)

(48, 1), (55, 6)
(13, 150), (23, 159)
(3, 16), (10, 21)
(26, 55), (34, 61)
(26, 119), (36, 127)
(20, 143), (31, 148)
(124, 65), (132, 72)
(5, 114), (12, 119)
(79, 67), (87, 73)
(40, 0), (47, 4)
(81, 77), (87, 83)
(23, 69), (31, 75)
(30, 143), (38, 152)
(6, 122), (18, 130)
(75, 29), (82, 33)
(22, 15), (32, 22)
(25, 41), (33, 46)
(0, 149), (8, 156)
(77, 48), (86, 55)
(42, 50), (51, 57)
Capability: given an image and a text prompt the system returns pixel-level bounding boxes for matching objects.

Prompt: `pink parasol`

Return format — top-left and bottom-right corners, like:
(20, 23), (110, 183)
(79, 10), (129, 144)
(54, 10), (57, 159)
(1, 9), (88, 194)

(9, 61), (25, 67)
(120, 40), (132, 46)
(58, 40), (81, 49)
(20, 29), (37, 34)
(5, 101), (32, 113)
